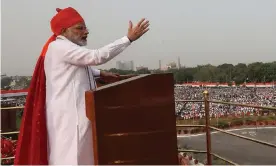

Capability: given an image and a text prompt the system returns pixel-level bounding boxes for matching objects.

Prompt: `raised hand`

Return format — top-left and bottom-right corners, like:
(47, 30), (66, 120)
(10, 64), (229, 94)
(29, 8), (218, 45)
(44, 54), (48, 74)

(127, 18), (150, 42)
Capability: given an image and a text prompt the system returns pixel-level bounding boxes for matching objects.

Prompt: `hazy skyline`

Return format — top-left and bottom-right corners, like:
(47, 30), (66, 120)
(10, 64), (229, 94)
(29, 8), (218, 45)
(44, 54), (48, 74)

(1, 0), (276, 76)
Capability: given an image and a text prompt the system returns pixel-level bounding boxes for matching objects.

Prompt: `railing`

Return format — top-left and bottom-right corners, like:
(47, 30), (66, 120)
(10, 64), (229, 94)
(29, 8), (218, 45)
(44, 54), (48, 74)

(1, 92), (276, 165)
(176, 91), (276, 165)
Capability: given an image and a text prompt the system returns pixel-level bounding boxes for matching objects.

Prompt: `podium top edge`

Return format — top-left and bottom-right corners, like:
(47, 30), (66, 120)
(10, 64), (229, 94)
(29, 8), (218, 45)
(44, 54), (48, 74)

(94, 73), (173, 91)
(95, 74), (150, 91)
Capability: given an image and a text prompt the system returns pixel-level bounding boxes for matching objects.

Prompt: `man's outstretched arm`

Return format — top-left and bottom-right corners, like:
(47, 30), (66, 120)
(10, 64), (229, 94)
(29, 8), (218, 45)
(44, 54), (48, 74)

(61, 18), (150, 66)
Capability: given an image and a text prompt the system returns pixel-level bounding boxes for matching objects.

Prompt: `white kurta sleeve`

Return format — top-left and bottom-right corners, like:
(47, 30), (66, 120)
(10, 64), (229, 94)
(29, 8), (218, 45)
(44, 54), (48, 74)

(91, 68), (101, 77)
(63, 36), (131, 66)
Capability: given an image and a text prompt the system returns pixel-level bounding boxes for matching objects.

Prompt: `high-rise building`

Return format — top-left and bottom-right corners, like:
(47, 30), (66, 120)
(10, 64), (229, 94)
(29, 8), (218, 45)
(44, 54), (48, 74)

(159, 60), (161, 70)
(130, 61), (134, 71)
(116, 60), (134, 70)
(178, 57), (181, 69)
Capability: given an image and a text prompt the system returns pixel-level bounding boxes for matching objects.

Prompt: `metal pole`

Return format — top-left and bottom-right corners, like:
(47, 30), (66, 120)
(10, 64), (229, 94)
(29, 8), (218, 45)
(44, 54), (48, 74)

(216, 116), (218, 127)
(204, 90), (212, 165)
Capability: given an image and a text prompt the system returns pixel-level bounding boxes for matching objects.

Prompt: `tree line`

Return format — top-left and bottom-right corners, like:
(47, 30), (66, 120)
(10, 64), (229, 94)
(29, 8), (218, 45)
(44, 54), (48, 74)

(1, 61), (276, 90)
(107, 61), (276, 85)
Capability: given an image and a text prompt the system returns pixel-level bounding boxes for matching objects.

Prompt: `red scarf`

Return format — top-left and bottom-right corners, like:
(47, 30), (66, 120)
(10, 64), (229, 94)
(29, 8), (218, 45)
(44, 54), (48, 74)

(14, 7), (84, 165)
(14, 35), (56, 165)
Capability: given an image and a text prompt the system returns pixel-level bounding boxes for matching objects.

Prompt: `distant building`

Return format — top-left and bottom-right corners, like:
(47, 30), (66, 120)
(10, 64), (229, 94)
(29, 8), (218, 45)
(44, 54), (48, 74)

(167, 62), (177, 69)
(116, 61), (134, 70)
(160, 66), (168, 71)
(10, 80), (16, 88)
(136, 66), (148, 71)
(159, 61), (178, 71)
(177, 57), (181, 69)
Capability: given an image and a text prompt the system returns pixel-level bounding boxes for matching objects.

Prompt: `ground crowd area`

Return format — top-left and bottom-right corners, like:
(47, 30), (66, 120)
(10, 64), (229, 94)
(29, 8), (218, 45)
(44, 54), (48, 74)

(175, 86), (275, 120)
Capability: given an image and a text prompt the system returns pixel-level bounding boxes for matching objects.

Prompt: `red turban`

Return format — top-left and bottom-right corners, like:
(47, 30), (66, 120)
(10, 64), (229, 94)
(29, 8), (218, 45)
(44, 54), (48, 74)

(51, 7), (84, 36)
(14, 7), (84, 165)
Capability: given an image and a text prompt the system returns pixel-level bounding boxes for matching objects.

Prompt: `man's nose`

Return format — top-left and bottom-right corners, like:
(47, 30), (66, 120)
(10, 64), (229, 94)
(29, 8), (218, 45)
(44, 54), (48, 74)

(84, 29), (89, 35)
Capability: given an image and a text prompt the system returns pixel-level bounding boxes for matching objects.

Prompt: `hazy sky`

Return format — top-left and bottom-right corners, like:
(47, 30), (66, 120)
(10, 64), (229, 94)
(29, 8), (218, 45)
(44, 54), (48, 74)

(1, 0), (276, 76)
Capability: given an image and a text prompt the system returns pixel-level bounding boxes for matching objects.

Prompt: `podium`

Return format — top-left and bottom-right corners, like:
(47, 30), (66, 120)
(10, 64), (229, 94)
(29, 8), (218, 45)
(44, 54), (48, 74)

(85, 73), (178, 165)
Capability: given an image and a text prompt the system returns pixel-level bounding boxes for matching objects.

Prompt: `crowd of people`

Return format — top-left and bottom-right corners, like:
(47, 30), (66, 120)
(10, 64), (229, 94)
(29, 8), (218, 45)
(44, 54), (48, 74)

(1, 96), (25, 117)
(1, 86), (276, 121)
(175, 86), (276, 120)
(1, 96), (25, 107)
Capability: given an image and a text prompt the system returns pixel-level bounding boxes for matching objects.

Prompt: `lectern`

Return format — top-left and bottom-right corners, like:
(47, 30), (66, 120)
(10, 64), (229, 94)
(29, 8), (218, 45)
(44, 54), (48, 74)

(85, 73), (178, 165)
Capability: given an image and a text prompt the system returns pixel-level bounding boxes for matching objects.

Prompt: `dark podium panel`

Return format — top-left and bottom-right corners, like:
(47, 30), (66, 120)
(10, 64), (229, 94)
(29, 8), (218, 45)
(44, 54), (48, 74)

(85, 73), (178, 165)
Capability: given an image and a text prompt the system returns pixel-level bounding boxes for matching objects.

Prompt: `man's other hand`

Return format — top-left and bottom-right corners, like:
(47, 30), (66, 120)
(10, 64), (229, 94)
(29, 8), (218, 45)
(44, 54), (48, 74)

(100, 71), (119, 81)
(127, 18), (150, 42)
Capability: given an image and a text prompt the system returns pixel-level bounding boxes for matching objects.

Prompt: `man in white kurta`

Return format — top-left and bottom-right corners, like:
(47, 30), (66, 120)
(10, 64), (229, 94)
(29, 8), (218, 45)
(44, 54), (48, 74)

(43, 8), (150, 165)
(44, 35), (132, 165)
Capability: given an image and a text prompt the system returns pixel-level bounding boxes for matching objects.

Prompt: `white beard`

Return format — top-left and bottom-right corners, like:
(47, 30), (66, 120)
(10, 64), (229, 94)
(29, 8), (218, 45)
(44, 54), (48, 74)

(75, 40), (87, 46)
